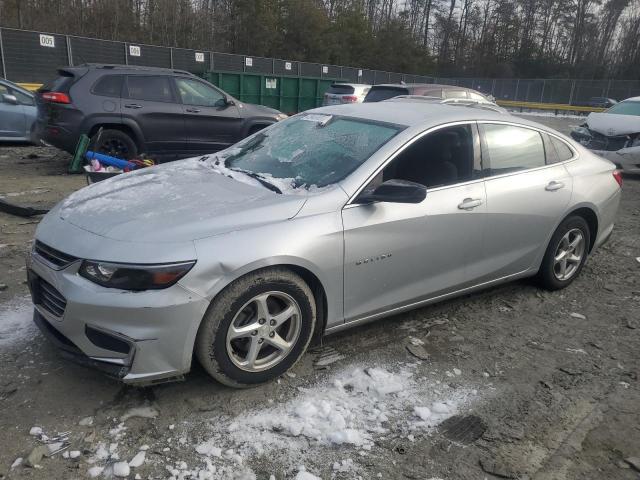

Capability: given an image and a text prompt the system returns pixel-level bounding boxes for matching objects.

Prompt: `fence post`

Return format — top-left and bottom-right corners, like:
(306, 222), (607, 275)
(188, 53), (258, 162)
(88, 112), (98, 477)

(0, 28), (6, 79)
(66, 35), (73, 66)
(209, 52), (214, 72)
(604, 79), (611, 98)
(491, 78), (496, 97)
(568, 80), (576, 105)
(540, 80), (545, 102)
(169, 48), (174, 69)
(514, 79), (519, 100)
(124, 43), (129, 65)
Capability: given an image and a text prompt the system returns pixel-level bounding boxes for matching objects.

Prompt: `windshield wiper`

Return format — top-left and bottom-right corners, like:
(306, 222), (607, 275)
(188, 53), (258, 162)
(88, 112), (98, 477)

(231, 169), (282, 194)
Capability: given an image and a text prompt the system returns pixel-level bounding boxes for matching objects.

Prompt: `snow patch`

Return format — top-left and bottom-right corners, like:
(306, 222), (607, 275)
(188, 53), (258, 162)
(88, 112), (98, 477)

(0, 296), (36, 347)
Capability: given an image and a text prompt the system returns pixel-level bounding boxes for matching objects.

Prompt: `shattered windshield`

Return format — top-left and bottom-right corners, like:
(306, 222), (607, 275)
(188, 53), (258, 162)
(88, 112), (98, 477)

(222, 114), (403, 190)
(606, 101), (640, 116)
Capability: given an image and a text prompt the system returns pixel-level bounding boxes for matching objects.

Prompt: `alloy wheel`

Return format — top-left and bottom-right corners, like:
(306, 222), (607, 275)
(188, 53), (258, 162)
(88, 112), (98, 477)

(99, 138), (130, 158)
(553, 228), (585, 281)
(226, 291), (301, 372)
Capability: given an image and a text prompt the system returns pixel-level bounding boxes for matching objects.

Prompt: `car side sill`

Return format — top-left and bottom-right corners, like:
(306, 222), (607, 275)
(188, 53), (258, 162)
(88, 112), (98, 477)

(325, 269), (532, 335)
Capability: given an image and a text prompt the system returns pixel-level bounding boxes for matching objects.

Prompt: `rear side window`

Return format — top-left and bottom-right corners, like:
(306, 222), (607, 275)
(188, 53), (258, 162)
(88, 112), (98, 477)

(444, 89), (468, 99)
(125, 76), (174, 103)
(40, 71), (75, 93)
(327, 85), (355, 95)
(482, 124), (545, 175)
(364, 87), (409, 102)
(550, 136), (574, 162)
(92, 75), (123, 97)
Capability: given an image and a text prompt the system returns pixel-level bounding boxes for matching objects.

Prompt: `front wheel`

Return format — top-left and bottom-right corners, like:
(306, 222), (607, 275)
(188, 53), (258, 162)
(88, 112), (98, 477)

(537, 215), (590, 290)
(195, 268), (316, 388)
(92, 129), (138, 159)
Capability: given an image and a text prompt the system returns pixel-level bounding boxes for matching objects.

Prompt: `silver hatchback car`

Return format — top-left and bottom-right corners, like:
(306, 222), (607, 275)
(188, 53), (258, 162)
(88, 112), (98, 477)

(29, 102), (622, 387)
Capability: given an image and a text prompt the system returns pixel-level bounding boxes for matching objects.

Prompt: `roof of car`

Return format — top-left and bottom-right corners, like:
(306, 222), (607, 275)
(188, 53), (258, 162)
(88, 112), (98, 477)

(72, 63), (194, 76)
(623, 96), (640, 102)
(331, 83), (371, 87)
(371, 83), (478, 91)
(311, 101), (537, 129)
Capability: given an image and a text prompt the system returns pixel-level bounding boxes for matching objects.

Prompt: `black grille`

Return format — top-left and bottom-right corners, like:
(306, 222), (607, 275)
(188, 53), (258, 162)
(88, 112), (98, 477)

(35, 278), (67, 318)
(585, 132), (630, 151)
(34, 241), (77, 269)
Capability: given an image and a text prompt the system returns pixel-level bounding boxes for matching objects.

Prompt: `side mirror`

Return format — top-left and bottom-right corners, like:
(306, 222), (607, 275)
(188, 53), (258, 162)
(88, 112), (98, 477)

(356, 179), (426, 204)
(224, 97), (236, 106)
(2, 94), (18, 105)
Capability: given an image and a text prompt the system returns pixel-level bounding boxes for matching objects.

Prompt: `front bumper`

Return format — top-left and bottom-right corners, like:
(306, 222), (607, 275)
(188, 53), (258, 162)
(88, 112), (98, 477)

(28, 251), (209, 385)
(592, 149), (640, 174)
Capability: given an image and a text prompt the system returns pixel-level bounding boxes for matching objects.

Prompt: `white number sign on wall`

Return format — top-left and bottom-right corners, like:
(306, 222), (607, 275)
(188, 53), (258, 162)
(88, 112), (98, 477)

(129, 45), (141, 57)
(245, 57), (253, 67)
(265, 78), (277, 89)
(322, 66), (329, 74)
(285, 62), (292, 71)
(358, 69), (363, 77)
(39, 34), (55, 48)
(195, 52), (205, 63)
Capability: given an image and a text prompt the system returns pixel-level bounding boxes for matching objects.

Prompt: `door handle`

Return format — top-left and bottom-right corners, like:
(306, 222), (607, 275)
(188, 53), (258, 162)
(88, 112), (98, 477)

(545, 181), (565, 191)
(124, 103), (143, 109)
(185, 107), (201, 113)
(458, 198), (483, 210)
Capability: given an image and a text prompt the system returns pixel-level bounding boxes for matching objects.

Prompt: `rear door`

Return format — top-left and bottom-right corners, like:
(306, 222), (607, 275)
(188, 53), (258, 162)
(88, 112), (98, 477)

(174, 77), (243, 153)
(479, 122), (573, 279)
(0, 83), (26, 138)
(122, 75), (186, 153)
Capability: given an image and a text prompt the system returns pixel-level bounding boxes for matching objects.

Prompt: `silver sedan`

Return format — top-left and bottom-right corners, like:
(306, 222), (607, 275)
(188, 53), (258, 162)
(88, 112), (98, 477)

(28, 102), (622, 387)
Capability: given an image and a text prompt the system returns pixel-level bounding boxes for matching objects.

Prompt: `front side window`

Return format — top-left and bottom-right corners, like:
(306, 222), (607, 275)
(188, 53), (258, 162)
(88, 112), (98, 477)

(482, 124), (545, 175)
(605, 101), (640, 116)
(175, 78), (224, 107)
(364, 87), (409, 102)
(125, 76), (174, 103)
(218, 114), (403, 189)
(370, 124), (479, 190)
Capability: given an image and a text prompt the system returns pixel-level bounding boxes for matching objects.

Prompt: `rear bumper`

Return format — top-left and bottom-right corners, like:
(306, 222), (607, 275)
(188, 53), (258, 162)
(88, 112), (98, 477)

(35, 120), (78, 154)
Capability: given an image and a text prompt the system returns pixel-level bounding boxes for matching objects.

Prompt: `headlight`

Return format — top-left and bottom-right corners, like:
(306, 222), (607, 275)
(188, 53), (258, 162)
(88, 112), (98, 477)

(79, 260), (195, 291)
(572, 126), (592, 137)
(275, 113), (288, 121)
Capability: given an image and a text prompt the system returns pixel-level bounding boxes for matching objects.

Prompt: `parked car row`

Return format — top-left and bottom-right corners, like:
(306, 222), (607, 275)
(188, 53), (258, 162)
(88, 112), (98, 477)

(0, 78), (38, 142)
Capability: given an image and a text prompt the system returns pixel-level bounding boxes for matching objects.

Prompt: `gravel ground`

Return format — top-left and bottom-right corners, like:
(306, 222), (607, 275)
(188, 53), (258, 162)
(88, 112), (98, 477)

(0, 115), (639, 480)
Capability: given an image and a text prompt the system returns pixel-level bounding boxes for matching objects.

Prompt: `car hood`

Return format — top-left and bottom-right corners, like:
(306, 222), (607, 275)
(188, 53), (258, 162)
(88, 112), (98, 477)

(586, 112), (640, 136)
(55, 158), (307, 243)
(237, 101), (282, 117)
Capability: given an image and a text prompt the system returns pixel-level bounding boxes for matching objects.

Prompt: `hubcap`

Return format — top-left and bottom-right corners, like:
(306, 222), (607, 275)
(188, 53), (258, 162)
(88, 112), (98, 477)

(98, 138), (129, 158)
(226, 291), (301, 372)
(553, 228), (585, 281)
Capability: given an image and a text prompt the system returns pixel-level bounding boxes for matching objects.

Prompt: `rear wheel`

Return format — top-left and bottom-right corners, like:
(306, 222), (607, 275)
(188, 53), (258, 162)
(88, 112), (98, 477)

(195, 268), (316, 388)
(537, 215), (590, 290)
(92, 129), (137, 159)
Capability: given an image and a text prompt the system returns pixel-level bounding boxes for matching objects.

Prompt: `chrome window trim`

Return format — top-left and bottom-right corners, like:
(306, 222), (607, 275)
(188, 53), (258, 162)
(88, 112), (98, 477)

(344, 120), (479, 207)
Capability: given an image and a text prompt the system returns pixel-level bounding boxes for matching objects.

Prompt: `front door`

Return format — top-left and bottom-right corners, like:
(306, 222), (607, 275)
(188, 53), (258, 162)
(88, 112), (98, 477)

(174, 77), (244, 153)
(342, 123), (487, 322)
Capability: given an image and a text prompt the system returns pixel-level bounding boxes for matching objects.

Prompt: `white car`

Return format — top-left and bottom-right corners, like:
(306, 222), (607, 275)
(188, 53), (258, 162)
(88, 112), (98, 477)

(571, 96), (640, 174)
(322, 83), (370, 106)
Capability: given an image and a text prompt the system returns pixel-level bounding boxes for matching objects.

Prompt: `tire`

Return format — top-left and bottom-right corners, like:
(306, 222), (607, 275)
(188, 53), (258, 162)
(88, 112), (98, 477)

(92, 129), (138, 159)
(537, 215), (591, 290)
(195, 268), (316, 388)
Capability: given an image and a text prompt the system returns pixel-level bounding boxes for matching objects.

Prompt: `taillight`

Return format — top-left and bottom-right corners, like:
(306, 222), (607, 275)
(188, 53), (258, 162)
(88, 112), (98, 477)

(612, 170), (623, 188)
(42, 92), (71, 104)
(343, 96), (358, 103)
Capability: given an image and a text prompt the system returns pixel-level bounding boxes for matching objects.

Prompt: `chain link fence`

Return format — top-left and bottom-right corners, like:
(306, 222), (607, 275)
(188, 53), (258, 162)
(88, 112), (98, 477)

(1, 26), (639, 104)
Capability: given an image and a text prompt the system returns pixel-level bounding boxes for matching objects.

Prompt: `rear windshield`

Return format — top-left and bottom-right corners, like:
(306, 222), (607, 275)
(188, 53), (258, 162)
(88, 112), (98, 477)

(327, 85), (355, 95)
(606, 101), (640, 116)
(40, 71), (75, 93)
(364, 86), (409, 102)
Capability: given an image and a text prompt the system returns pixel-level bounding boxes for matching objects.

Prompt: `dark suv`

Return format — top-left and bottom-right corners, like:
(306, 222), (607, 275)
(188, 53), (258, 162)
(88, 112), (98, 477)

(36, 64), (287, 159)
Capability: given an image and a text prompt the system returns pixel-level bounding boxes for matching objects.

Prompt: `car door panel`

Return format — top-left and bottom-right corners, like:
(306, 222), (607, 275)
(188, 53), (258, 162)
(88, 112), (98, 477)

(0, 83), (27, 138)
(479, 123), (573, 280)
(123, 75), (186, 153)
(342, 181), (486, 322)
(174, 77), (244, 152)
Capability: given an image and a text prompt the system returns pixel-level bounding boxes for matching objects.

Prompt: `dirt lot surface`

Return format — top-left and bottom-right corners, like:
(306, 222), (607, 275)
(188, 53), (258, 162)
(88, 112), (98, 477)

(0, 115), (639, 480)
